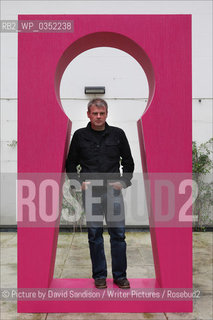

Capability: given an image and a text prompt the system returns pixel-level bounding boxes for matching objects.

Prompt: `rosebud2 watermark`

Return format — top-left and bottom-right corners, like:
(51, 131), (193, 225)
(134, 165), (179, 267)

(16, 173), (198, 227)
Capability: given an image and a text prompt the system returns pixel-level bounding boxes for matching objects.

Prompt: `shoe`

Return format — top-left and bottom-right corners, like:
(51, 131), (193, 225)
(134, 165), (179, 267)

(113, 278), (130, 289)
(94, 278), (107, 289)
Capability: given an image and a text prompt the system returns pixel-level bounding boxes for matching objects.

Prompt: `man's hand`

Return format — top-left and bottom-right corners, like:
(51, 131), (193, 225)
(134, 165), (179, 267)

(81, 181), (91, 190)
(109, 181), (124, 190)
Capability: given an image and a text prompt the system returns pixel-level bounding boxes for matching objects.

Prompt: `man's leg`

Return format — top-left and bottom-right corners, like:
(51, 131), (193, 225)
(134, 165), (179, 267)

(87, 226), (107, 280)
(83, 186), (107, 287)
(108, 226), (127, 280)
(106, 186), (130, 288)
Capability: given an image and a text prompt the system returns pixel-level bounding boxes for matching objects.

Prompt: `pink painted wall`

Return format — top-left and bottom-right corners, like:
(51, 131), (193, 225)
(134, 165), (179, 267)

(18, 15), (192, 313)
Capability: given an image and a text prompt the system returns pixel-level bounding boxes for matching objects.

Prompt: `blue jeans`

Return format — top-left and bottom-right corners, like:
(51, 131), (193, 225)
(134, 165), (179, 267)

(88, 226), (127, 280)
(83, 184), (127, 280)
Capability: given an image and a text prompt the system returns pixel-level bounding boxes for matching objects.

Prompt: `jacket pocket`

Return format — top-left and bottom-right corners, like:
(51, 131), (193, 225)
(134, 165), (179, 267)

(79, 140), (96, 159)
(105, 139), (120, 158)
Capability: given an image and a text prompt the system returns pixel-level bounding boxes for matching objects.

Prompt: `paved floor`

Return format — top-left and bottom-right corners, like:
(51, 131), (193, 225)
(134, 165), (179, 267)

(0, 231), (212, 319)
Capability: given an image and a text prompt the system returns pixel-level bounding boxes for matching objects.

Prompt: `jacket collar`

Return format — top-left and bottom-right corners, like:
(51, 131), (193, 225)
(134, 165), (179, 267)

(86, 122), (110, 135)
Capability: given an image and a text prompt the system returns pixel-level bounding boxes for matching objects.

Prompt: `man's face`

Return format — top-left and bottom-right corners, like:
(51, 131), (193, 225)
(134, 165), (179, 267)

(87, 105), (108, 130)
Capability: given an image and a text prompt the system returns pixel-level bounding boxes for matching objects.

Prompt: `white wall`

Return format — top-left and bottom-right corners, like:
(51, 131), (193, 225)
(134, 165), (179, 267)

(1, 0), (212, 225)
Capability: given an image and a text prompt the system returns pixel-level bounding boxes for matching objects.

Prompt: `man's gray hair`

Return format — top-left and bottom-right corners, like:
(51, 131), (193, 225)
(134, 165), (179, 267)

(87, 98), (108, 113)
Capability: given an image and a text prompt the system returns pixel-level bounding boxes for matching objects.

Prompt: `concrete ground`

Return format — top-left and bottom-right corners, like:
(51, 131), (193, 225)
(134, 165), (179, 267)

(0, 231), (212, 320)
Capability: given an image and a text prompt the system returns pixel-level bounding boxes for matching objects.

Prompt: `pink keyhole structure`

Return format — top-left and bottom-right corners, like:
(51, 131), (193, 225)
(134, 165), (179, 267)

(18, 15), (192, 313)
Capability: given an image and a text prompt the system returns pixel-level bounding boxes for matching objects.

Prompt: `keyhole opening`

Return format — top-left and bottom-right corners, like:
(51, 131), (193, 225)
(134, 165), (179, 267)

(60, 47), (150, 226)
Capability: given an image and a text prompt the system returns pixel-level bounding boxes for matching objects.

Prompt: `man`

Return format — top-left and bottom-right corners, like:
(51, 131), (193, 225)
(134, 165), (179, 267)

(66, 98), (134, 289)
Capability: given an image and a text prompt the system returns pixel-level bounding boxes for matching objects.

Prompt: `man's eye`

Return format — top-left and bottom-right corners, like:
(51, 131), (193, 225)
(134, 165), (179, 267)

(92, 112), (105, 116)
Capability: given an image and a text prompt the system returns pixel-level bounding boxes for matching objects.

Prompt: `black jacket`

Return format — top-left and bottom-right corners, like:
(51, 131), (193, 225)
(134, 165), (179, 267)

(66, 122), (134, 188)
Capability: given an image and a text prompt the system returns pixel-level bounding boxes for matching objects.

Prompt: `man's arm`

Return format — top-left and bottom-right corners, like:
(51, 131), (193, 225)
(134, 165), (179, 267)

(119, 130), (135, 188)
(66, 132), (81, 184)
(66, 132), (90, 190)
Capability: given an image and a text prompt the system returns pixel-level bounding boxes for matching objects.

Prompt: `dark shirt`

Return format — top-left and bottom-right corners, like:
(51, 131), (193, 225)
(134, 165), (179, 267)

(90, 127), (106, 144)
(66, 122), (134, 188)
